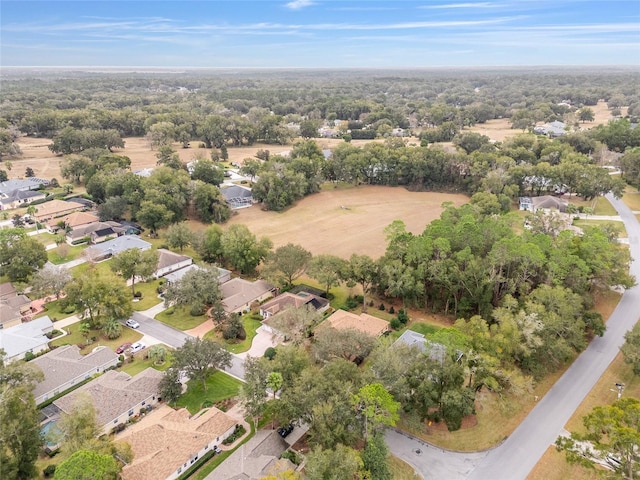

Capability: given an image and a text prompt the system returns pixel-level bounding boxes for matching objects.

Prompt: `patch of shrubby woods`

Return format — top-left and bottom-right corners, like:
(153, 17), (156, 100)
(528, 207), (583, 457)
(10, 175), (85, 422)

(0, 70), (638, 476)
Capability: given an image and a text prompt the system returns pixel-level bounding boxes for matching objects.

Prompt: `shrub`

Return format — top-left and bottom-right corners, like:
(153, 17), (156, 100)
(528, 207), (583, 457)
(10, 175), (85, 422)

(133, 291), (143, 298)
(354, 295), (364, 303)
(397, 308), (409, 325)
(222, 424), (246, 445)
(343, 297), (358, 310)
(388, 306), (395, 314)
(63, 305), (76, 314)
(165, 307), (174, 315)
(378, 303), (386, 311)
(43, 465), (56, 477)
(389, 318), (401, 330)
(264, 347), (277, 360)
(223, 315), (245, 340)
(190, 304), (205, 316)
(24, 351), (35, 361)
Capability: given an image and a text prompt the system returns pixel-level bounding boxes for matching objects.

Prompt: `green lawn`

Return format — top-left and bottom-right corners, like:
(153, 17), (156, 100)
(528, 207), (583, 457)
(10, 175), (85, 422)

(155, 305), (206, 330)
(70, 259), (113, 278)
(409, 322), (440, 336)
(622, 186), (640, 211)
(131, 279), (163, 311)
(205, 314), (262, 354)
(32, 232), (57, 246)
(48, 244), (87, 264)
(51, 322), (143, 355)
(119, 348), (173, 376)
(33, 298), (76, 321)
(176, 371), (243, 415)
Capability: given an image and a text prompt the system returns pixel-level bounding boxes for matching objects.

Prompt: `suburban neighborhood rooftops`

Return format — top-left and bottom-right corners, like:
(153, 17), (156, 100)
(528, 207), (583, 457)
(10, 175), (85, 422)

(48, 211), (99, 229)
(84, 235), (152, 259)
(53, 368), (164, 427)
(320, 309), (390, 337)
(156, 248), (191, 271)
(220, 278), (275, 312)
(209, 429), (290, 480)
(0, 315), (53, 361)
(119, 404), (237, 480)
(0, 282), (16, 299)
(33, 199), (84, 220)
(260, 291), (329, 317)
(32, 345), (119, 401)
(0, 178), (49, 195)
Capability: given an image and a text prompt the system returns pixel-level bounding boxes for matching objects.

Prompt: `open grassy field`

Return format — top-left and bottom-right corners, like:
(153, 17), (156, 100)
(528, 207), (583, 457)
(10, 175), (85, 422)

(467, 100), (625, 143)
(227, 186), (467, 259)
(11, 136), (378, 182)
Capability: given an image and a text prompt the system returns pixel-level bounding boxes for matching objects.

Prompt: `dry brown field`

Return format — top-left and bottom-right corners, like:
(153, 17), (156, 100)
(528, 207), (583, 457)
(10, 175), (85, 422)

(226, 186), (467, 259)
(10, 136), (379, 181)
(468, 100), (626, 143)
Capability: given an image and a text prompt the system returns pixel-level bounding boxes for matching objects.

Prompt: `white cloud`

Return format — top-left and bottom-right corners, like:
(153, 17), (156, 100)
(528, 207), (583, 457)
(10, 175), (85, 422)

(285, 0), (315, 10)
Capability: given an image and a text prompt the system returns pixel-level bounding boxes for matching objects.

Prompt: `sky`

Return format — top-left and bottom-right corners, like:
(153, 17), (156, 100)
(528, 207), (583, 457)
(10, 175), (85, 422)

(1, 0), (639, 68)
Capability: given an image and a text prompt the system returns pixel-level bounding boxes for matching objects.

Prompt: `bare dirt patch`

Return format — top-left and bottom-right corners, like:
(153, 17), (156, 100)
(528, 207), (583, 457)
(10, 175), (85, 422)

(226, 186), (467, 259)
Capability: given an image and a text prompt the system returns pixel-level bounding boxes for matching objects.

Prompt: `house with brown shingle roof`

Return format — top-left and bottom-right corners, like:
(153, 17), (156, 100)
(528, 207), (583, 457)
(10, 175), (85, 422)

(118, 404), (237, 480)
(47, 211), (99, 232)
(319, 309), (390, 337)
(220, 278), (276, 314)
(0, 293), (33, 329)
(53, 368), (164, 435)
(259, 292), (329, 319)
(153, 249), (193, 278)
(32, 345), (119, 405)
(33, 199), (85, 222)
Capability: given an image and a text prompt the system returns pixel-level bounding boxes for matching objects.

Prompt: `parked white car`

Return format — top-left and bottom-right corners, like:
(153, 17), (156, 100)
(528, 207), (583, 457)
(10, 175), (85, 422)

(129, 342), (145, 354)
(126, 319), (140, 329)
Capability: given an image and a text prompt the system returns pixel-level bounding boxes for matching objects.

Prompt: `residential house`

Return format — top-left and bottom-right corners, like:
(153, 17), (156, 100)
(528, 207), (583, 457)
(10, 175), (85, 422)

(260, 292), (330, 339)
(319, 309), (390, 337)
(220, 278), (276, 314)
(154, 249), (193, 278)
(83, 235), (152, 262)
(0, 188), (47, 210)
(66, 220), (128, 245)
(163, 264), (231, 285)
(47, 211), (99, 233)
(33, 200), (85, 222)
(118, 405), (237, 480)
(0, 282), (16, 300)
(0, 293), (33, 329)
(0, 315), (53, 363)
(0, 178), (50, 210)
(221, 185), (254, 209)
(53, 368), (164, 435)
(531, 195), (568, 213)
(519, 197), (534, 212)
(32, 345), (119, 405)
(134, 168), (154, 178)
(393, 329), (447, 364)
(209, 429), (292, 480)
(533, 121), (567, 138)
(90, 226), (121, 244)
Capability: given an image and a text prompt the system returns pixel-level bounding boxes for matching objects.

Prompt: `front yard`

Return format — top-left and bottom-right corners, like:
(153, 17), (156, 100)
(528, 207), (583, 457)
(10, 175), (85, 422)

(204, 314), (262, 354)
(130, 279), (163, 311)
(176, 371), (243, 415)
(50, 322), (142, 355)
(155, 305), (206, 330)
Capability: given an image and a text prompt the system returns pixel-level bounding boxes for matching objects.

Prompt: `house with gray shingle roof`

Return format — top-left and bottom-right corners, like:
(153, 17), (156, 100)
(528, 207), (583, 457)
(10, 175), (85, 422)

(221, 185), (254, 209)
(54, 368), (164, 435)
(0, 316), (53, 364)
(0, 293), (33, 329)
(32, 345), (119, 405)
(207, 429), (292, 480)
(119, 404), (237, 480)
(83, 235), (151, 262)
(394, 329), (447, 364)
(154, 249), (193, 278)
(0, 188), (47, 210)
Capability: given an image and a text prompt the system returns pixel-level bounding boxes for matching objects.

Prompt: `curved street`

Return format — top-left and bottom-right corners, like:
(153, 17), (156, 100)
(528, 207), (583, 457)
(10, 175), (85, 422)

(387, 193), (640, 480)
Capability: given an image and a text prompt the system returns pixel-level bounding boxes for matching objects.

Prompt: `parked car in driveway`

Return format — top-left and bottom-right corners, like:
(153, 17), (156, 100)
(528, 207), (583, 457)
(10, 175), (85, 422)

(278, 423), (294, 438)
(126, 319), (140, 329)
(115, 342), (132, 354)
(129, 342), (145, 354)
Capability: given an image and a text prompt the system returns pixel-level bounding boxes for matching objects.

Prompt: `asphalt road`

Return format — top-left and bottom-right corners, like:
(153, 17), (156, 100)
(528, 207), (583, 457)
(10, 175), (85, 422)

(467, 193), (640, 480)
(130, 311), (194, 349)
(385, 429), (488, 480)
